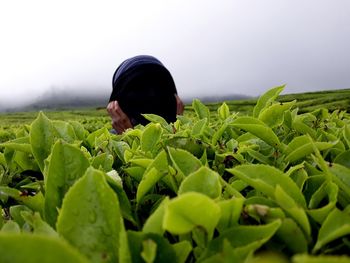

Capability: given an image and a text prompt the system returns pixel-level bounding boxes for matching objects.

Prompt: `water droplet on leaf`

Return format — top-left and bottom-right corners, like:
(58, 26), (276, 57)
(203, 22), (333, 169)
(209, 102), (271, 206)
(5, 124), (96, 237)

(101, 225), (112, 237)
(88, 211), (97, 223)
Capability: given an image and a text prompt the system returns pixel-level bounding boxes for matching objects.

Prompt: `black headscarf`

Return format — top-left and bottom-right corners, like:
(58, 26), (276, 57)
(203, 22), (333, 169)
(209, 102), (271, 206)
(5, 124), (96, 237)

(109, 55), (178, 126)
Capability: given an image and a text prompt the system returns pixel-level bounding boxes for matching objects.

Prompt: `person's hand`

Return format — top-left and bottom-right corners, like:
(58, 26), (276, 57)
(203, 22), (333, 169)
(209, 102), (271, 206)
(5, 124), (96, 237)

(175, 94), (184, 115)
(106, 100), (133, 134)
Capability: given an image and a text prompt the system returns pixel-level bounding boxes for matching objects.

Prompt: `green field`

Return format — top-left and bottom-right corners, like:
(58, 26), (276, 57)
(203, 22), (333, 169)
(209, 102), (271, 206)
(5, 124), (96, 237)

(0, 108), (109, 129)
(1, 88), (349, 144)
(1, 89), (350, 129)
(0, 108), (110, 143)
(1, 87), (350, 262)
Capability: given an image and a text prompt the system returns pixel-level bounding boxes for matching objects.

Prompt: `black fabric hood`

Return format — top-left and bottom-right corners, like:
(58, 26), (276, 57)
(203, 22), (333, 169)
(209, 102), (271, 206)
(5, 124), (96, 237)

(109, 55), (178, 125)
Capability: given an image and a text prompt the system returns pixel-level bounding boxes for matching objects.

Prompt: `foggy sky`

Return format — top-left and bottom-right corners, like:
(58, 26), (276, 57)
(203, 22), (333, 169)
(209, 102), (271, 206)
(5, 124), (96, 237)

(1, 0), (350, 108)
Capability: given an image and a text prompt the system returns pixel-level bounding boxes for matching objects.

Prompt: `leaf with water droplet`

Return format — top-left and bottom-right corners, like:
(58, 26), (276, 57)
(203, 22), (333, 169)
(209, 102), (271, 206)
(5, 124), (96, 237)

(44, 140), (90, 227)
(57, 167), (124, 263)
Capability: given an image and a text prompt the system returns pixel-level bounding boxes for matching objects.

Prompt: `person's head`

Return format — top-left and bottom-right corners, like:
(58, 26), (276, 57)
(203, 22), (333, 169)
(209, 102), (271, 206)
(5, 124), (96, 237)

(109, 55), (178, 126)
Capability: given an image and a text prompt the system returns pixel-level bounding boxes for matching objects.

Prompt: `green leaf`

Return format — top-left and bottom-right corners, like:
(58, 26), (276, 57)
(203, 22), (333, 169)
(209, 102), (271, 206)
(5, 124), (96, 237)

(111, 140), (130, 164)
(258, 100), (296, 128)
(165, 137), (213, 159)
(57, 167), (124, 263)
(21, 211), (58, 237)
(30, 111), (55, 171)
(137, 150), (169, 203)
(143, 197), (169, 235)
(253, 85), (285, 118)
(9, 205), (32, 227)
(129, 158), (153, 169)
(313, 208), (350, 253)
(307, 181), (338, 224)
(0, 208), (3, 229)
(105, 170), (135, 224)
(343, 124), (350, 148)
(218, 102), (230, 120)
(246, 148), (271, 164)
(86, 127), (110, 150)
(293, 254), (350, 263)
(227, 164), (306, 207)
(52, 120), (77, 143)
(163, 192), (220, 240)
(274, 218), (308, 253)
(91, 152), (114, 172)
(285, 135), (335, 163)
(124, 166), (145, 182)
(1, 220), (21, 233)
(141, 239), (157, 263)
(0, 233), (89, 263)
(145, 149), (169, 174)
(143, 113), (173, 133)
(334, 150), (350, 168)
(216, 198), (244, 233)
(288, 167), (308, 190)
(274, 185), (311, 239)
(69, 121), (87, 141)
(137, 168), (160, 203)
(0, 186), (44, 213)
(191, 118), (208, 137)
(329, 163), (350, 204)
(127, 231), (177, 263)
(44, 140), (90, 227)
(0, 136), (32, 153)
(201, 239), (246, 263)
(13, 150), (39, 171)
(200, 220), (281, 261)
(245, 252), (289, 263)
(192, 99), (210, 122)
(178, 166), (222, 199)
(168, 147), (202, 177)
(211, 123), (229, 145)
(292, 117), (317, 138)
(0, 152), (5, 166)
(231, 117), (282, 150)
(172, 241), (192, 263)
(141, 123), (162, 153)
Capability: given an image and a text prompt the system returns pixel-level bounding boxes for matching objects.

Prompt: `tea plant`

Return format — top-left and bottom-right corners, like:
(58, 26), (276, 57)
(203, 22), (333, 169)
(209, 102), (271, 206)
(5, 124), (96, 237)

(1, 86), (350, 262)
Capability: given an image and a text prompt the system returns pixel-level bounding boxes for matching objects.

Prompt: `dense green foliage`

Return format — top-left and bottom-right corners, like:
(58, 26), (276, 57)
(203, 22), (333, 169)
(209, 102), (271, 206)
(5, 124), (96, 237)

(194, 88), (350, 114)
(1, 86), (350, 262)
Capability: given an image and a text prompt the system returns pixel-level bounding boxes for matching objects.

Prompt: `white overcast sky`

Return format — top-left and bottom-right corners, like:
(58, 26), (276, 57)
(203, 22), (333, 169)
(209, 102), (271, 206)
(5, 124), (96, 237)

(0, 0), (350, 107)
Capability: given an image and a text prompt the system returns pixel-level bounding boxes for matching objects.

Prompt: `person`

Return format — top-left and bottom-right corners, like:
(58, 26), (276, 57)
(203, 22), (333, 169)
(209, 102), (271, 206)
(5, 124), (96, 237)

(107, 55), (184, 134)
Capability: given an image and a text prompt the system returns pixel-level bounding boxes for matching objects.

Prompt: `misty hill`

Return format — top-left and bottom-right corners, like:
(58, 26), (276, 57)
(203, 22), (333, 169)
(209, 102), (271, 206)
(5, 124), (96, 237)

(2, 88), (110, 112)
(1, 87), (252, 112)
(28, 92), (108, 110)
